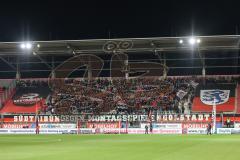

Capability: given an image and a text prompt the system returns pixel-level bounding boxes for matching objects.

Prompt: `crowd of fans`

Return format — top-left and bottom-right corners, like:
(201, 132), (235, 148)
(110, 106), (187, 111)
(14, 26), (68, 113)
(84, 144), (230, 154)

(7, 76), (239, 115)
(46, 77), (199, 115)
(47, 76), (240, 115)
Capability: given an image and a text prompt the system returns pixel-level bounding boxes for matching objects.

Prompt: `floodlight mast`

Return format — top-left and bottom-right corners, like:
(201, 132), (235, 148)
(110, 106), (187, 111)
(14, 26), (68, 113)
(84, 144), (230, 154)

(212, 98), (217, 134)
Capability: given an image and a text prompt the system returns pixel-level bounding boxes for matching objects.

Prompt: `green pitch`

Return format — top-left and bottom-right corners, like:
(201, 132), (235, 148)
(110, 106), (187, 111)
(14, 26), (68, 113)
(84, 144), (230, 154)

(0, 134), (239, 160)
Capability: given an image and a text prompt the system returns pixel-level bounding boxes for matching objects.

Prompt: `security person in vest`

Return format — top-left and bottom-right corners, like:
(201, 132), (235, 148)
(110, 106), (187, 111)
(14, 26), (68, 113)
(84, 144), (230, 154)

(226, 117), (231, 128)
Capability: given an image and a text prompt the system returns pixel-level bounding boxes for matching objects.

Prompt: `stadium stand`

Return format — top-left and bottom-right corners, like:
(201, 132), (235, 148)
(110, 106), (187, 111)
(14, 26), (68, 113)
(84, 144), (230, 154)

(0, 80), (16, 109)
(0, 80), (49, 113)
(1, 76), (239, 115)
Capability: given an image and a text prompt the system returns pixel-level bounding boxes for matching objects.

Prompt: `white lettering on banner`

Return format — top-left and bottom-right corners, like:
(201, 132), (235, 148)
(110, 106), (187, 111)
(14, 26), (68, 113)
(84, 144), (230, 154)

(198, 115), (203, 121)
(191, 115), (197, 121)
(112, 115), (117, 121)
(182, 123), (208, 129)
(18, 116), (23, 122)
(185, 115), (191, 121)
(13, 98), (41, 104)
(174, 115), (179, 121)
(133, 115), (138, 121)
(13, 115), (60, 122)
(24, 116), (28, 122)
(87, 123), (120, 129)
(49, 116), (54, 122)
(163, 115), (168, 121)
(204, 115), (210, 121)
(2, 124), (33, 129)
(97, 114), (211, 122)
(180, 115), (185, 121)
(29, 116), (34, 122)
(168, 115), (173, 121)
(122, 115), (127, 121)
(9, 114), (212, 123)
(13, 116), (18, 122)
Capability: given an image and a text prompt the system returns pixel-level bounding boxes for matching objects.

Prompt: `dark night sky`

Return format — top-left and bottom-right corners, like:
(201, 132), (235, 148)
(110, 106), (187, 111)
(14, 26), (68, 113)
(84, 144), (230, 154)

(0, 0), (240, 41)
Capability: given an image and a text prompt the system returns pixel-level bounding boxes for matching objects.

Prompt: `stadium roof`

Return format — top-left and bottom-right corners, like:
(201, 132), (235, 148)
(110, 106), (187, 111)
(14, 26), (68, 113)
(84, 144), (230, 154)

(0, 35), (240, 55)
(0, 35), (239, 78)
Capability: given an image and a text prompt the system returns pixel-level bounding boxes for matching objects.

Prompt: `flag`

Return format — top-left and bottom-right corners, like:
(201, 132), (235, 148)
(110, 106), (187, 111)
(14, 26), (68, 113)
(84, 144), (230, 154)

(148, 109), (152, 122)
(177, 90), (188, 100)
(190, 80), (199, 88)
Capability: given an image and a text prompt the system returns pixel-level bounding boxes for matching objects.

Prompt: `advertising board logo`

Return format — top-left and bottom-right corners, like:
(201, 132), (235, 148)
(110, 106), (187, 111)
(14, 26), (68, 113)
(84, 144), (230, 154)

(200, 90), (230, 105)
(13, 93), (41, 106)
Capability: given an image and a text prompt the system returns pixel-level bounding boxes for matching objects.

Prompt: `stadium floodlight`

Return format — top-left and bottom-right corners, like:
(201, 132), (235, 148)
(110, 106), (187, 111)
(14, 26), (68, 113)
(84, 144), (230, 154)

(188, 37), (201, 45)
(20, 43), (26, 49)
(197, 39), (201, 43)
(26, 43), (32, 49)
(188, 37), (196, 45)
(20, 42), (32, 50)
(179, 39), (183, 44)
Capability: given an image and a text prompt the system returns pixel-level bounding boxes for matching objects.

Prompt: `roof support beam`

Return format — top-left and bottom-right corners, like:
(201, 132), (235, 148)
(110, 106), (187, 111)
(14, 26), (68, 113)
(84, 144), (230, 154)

(34, 54), (52, 69)
(0, 56), (16, 70)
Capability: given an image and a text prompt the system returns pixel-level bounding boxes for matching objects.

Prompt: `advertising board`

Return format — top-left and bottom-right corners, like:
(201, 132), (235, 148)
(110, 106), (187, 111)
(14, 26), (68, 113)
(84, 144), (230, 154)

(187, 128), (207, 134)
(140, 123), (182, 129)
